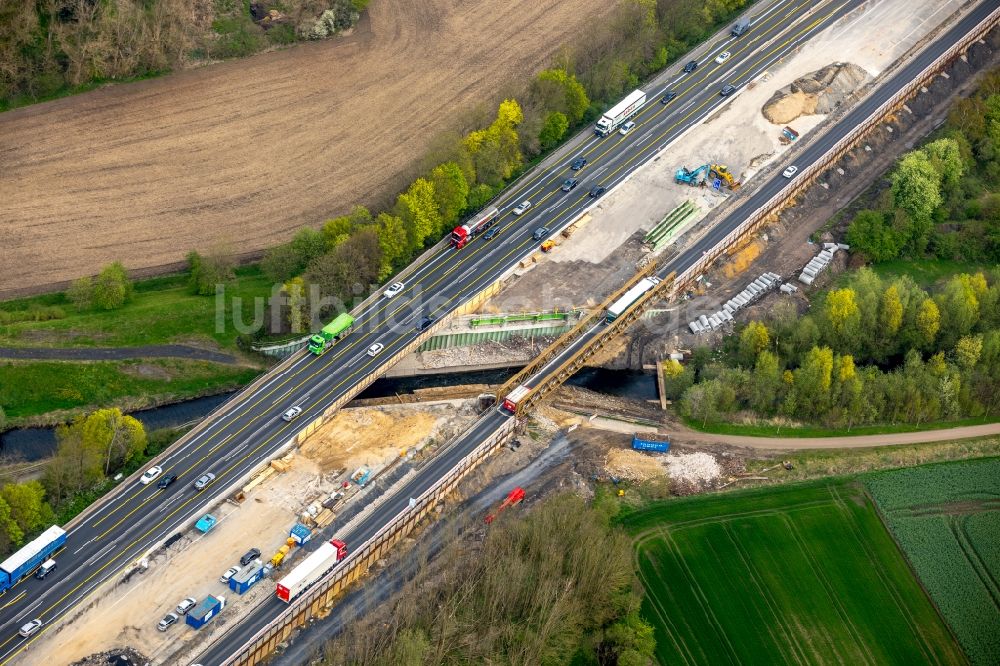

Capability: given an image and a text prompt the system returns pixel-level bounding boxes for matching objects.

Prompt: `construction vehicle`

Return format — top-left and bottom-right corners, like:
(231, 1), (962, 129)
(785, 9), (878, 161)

(675, 164), (710, 186)
(350, 466), (371, 486)
(540, 240), (556, 253)
(709, 164), (740, 189)
(485, 487), (526, 524)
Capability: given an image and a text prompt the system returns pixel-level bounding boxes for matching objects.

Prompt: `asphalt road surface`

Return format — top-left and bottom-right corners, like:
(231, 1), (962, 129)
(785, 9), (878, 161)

(0, 0), (959, 661)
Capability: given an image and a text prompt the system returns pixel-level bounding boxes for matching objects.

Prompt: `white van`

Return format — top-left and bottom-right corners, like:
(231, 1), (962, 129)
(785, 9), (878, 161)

(34, 559), (56, 580)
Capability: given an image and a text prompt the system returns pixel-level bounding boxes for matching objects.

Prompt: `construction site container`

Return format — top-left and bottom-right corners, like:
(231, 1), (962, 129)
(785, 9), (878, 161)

(230, 562), (266, 595)
(186, 595), (225, 629)
(632, 434), (670, 452)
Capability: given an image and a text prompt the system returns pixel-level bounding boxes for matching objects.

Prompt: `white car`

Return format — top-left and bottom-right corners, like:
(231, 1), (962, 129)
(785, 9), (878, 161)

(18, 619), (42, 638)
(512, 200), (531, 216)
(367, 343), (385, 357)
(383, 282), (405, 298)
(220, 566), (241, 583)
(175, 597), (197, 615)
(282, 406), (303, 422)
(715, 51), (731, 64)
(139, 466), (162, 485)
(619, 121), (636, 136)
(782, 165), (798, 178)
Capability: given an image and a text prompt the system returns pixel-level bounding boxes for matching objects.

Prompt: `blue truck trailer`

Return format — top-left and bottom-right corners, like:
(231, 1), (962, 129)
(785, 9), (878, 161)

(229, 562), (266, 595)
(0, 526), (66, 594)
(632, 434), (670, 453)
(186, 595), (226, 629)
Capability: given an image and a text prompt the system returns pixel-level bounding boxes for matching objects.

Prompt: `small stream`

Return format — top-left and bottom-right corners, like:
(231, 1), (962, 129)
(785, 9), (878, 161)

(0, 367), (657, 462)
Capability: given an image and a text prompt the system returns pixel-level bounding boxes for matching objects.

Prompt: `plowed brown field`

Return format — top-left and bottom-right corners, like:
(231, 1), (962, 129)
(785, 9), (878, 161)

(0, 0), (613, 297)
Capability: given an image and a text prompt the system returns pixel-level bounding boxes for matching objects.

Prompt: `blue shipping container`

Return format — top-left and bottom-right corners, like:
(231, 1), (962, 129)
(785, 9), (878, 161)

(289, 523), (312, 545)
(0, 526), (67, 593)
(631, 434), (670, 453)
(229, 563), (266, 595)
(186, 595), (225, 629)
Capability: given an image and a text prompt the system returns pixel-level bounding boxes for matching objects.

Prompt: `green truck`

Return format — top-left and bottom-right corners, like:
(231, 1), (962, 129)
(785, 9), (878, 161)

(308, 313), (354, 355)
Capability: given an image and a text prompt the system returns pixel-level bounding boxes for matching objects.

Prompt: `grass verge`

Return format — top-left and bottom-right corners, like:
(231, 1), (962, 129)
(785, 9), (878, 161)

(0, 265), (275, 350)
(0, 359), (260, 424)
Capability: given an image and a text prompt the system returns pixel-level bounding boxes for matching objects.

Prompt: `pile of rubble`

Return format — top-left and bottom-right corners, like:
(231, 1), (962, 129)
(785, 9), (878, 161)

(762, 62), (872, 124)
(689, 271), (782, 334)
(665, 452), (722, 484)
(70, 648), (148, 666)
(798, 242), (849, 285)
(604, 449), (724, 486)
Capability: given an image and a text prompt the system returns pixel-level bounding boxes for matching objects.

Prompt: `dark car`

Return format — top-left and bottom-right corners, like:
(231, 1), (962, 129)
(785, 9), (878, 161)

(560, 178), (579, 192)
(157, 473), (178, 489)
(483, 226), (501, 241)
(240, 548), (261, 566)
(570, 157), (587, 170)
(588, 185), (606, 198)
(683, 60), (698, 73)
(417, 316), (435, 331)
(532, 227), (550, 241)
(720, 84), (737, 97)
(660, 91), (677, 104)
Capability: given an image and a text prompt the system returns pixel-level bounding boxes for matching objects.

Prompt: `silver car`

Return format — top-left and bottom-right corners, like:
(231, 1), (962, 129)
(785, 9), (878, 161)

(18, 619), (42, 638)
(157, 612), (179, 631)
(175, 597), (197, 615)
(193, 472), (215, 491)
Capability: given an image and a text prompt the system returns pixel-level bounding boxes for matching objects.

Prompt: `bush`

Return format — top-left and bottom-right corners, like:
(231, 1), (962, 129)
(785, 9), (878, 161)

(212, 16), (267, 58)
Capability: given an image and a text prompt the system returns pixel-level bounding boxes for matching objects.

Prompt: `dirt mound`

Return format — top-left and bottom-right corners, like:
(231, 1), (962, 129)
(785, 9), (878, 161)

(762, 62), (871, 124)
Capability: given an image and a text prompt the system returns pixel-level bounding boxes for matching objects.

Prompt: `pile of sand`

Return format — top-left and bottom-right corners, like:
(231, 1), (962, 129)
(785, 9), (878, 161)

(605, 448), (666, 482)
(762, 62), (871, 124)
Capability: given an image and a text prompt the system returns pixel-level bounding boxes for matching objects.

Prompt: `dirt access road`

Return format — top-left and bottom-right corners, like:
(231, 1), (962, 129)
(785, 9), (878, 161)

(672, 423), (1000, 449)
(0, 0), (613, 297)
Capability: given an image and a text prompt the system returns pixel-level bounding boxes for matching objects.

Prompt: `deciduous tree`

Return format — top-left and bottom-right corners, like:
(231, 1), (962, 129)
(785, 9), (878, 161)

(429, 162), (469, 228)
(92, 261), (133, 310)
(539, 111), (569, 150)
(738, 321), (770, 366)
(66, 276), (94, 311)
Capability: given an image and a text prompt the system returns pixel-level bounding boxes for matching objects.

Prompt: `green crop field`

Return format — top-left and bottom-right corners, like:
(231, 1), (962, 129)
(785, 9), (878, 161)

(621, 481), (965, 665)
(866, 458), (1000, 665)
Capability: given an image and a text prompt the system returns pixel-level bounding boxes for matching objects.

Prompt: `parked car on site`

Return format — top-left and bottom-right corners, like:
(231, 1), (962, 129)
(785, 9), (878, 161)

(220, 566), (241, 584)
(176, 597), (197, 615)
(512, 200), (531, 215)
(282, 406), (303, 422)
(157, 613), (179, 632)
(383, 282), (405, 298)
(193, 472), (216, 491)
(140, 466), (162, 485)
(240, 548), (261, 566)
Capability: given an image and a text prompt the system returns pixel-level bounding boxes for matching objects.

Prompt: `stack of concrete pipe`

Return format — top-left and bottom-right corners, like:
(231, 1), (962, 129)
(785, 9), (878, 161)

(688, 272), (782, 334)
(798, 243), (849, 285)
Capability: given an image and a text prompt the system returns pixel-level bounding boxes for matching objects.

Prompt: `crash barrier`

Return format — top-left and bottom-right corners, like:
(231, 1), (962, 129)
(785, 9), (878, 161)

(217, 415), (516, 666)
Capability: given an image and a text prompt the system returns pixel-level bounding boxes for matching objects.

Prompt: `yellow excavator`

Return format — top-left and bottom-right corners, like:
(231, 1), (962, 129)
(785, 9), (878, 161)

(709, 164), (740, 189)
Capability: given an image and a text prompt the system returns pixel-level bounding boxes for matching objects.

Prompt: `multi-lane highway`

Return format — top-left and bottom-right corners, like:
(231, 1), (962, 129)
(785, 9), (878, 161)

(0, 0), (945, 661)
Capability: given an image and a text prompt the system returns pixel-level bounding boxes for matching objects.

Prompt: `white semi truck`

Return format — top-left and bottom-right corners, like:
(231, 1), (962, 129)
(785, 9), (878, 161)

(594, 89), (646, 136)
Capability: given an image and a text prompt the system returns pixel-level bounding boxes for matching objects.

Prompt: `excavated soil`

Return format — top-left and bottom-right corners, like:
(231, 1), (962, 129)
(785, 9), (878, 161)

(762, 62), (872, 124)
(0, 0), (614, 296)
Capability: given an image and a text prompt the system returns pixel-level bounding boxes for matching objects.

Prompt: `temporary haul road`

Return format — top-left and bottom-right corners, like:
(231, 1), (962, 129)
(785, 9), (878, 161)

(0, 0), (974, 661)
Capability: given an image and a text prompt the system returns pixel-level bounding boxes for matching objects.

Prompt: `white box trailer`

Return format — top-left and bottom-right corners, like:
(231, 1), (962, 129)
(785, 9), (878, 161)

(595, 90), (646, 136)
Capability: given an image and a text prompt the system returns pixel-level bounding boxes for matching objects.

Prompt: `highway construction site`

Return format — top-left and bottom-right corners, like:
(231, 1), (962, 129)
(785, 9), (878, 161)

(32, 0), (1000, 663)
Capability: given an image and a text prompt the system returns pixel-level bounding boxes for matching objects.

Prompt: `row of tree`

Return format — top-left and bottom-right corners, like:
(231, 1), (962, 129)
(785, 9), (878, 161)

(318, 493), (654, 666)
(668, 270), (1000, 429)
(0, 0), (371, 108)
(0, 408), (146, 558)
(847, 69), (1000, 263)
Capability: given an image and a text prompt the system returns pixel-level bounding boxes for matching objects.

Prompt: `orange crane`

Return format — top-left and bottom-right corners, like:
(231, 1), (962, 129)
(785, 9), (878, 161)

(485, 487), (526, 524)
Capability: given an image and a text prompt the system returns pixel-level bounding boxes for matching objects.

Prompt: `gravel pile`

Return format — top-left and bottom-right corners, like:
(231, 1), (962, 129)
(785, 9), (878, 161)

(665, 452), (722, 484)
